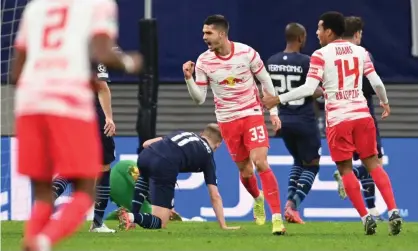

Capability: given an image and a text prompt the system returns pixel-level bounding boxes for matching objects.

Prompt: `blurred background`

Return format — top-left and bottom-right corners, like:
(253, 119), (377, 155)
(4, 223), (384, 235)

(1, 0), (418, 222)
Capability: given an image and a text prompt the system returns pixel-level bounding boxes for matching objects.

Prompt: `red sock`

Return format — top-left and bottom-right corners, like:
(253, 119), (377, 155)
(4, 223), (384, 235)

(342, 172), (368, 217)
(259, 169), (281, 214)
(41, 192), (93, 245)
(370, 166), (397, 211)
(24, 201), (53, 240)
(240, 174), (260, 198)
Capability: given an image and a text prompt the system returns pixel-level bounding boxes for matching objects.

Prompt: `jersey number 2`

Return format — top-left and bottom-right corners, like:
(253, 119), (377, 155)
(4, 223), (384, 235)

(334, 57), (360, 90)
(42, 7), (69, 49)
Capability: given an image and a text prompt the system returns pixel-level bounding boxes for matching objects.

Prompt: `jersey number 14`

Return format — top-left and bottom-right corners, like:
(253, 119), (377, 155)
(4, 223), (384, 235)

(270, 74), (305, 105)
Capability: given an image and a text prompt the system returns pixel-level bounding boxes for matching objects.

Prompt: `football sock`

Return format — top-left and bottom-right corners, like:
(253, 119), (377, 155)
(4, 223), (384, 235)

(132, 213), (162, 229)
(93, 170), (111, 227)
(24, 200), (53, 240)
(370, 166), (397, 211)
(240, 173), (260, 199)
(259, 169), (282, 214)
(132, 176), (149, 214)
(287, 165), (303, 201)
(292, 165), (319, 209)
(42, 192), (93, 245)
(353, 165), (376, 209)
(342, 172), (368, 217)
(52, 177), (70, 199)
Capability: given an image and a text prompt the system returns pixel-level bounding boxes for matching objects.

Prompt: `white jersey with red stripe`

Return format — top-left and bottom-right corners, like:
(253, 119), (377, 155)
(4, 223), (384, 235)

(14, 0), (118, 121)
(308, 40), (375, 127)
(195, 42), (265, 122)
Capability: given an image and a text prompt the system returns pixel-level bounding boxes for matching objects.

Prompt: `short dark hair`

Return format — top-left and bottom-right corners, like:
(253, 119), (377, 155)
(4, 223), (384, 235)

(202, 123), (222, 143)
(285, 23), (306, 42)
(319, 11), (345, 37)
(343, 16), (364, 37)
(204, 15), (229, 34)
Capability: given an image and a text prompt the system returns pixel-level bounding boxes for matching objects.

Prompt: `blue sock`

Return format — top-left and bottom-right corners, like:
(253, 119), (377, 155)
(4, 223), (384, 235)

(52, 177), (70, 199)
(287, 166), (303, 201)
(133, 213), (162, 229)
(353, 165), (376, 209)
(132, 175), (149, 214)
(93, 170), (111, 227)
(293, 165), (320, 209)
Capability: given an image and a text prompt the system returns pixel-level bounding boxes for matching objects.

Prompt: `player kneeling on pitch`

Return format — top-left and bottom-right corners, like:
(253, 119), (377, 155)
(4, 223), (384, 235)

(117, 124), (240, 230)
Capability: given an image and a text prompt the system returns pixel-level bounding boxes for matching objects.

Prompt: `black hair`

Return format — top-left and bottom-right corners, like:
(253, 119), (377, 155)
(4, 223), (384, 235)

(204, 15), (229, 34)
(285, 23), (306, 42)
(319, 11), (345, 37)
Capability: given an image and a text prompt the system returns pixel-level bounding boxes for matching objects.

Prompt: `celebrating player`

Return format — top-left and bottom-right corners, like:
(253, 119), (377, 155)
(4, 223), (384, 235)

(262, 11), (402, 236)
(117, 124), (240, 230)
(11, 0), (142, 250)
(51, 62), (117, 233)
(183, 15), (285, 235)
(333, 16), (385, 221)
(266, 23), (323, 224)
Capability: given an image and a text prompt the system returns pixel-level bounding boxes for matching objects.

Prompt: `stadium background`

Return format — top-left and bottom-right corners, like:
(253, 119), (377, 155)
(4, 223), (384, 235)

(1, 0), (418, 222)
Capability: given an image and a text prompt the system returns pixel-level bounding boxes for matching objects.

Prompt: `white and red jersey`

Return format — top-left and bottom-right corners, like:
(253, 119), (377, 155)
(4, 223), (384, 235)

(14, 0), (118, 121)
(195, 42), (265, 122)
(308, 40), (376, 127)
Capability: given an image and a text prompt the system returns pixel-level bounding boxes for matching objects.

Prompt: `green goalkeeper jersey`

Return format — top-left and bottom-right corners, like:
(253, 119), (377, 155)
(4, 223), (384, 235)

(106, 160), (152, 220)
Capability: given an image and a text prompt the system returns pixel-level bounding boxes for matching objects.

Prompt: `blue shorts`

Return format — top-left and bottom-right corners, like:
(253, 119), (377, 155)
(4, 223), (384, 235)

(277, 121), (321, 166)
(353, 115), (383, 160)
(137, 149), (178, 209)
(98, 114), (115, 165)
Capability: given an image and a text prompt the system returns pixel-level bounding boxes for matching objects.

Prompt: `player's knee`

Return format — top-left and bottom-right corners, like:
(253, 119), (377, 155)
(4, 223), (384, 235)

(335, 160), (353, 175)
(302, 158), (320, 166)
(72, 178), (96, 199)
(32, 181), (54, 203)
(253, 158), (269, 172)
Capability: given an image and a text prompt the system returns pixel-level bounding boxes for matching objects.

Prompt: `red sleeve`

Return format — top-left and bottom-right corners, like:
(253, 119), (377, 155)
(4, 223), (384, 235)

(307, 50), (325, 81)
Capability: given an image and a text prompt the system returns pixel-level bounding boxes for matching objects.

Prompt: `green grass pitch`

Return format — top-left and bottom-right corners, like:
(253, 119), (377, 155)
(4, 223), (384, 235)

(2, 221), (418, 250)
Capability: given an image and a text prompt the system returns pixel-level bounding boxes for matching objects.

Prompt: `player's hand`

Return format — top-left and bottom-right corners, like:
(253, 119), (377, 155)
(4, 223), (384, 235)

(270, 115), (281, 132)
(380, 102), (391, 119)
(123, 52), (143, 74)
(104, 117), (116, 137)
(183, 61), (195, 79)
(221, 225), (241, 230)
(262, 91), (280, 109)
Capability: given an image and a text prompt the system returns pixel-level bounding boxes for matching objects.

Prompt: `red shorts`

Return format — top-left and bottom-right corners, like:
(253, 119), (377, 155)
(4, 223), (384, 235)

(16, 114), (102, 181)
(218, 115), (269, 162)
(326, 117), (377, 162)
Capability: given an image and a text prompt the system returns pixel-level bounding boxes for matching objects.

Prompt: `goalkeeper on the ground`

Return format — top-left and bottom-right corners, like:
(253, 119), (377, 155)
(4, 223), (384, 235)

(106, 160), (182, 222)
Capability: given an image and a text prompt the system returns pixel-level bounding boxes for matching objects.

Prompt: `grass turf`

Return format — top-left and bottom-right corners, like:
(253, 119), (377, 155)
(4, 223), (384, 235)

(2, 221), (418, 250)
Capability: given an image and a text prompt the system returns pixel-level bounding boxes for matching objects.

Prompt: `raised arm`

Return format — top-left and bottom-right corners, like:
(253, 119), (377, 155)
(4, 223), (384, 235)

(183, 60), (208, 105)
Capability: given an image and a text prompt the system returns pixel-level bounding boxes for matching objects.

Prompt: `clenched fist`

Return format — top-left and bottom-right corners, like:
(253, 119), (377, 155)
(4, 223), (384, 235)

(183, 61), (195, 79)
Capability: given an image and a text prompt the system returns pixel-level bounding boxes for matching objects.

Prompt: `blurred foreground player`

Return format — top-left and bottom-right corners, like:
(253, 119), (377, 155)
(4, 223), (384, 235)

(266, 23), (323, 224)
(117, 124), (240, 230)
(333, 16), (384, 221)
(11, 0), (142, 250)
(51, 63), (117, 233)
(263, 12), (402, 236)
(183, 15), (285, 235)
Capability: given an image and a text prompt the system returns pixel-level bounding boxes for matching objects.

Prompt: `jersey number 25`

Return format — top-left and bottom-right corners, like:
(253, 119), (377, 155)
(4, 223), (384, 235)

(270, 74), (305, 105)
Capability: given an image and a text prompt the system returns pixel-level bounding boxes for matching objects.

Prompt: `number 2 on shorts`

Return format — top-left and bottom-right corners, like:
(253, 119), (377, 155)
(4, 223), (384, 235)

(249, 126), (265, 142)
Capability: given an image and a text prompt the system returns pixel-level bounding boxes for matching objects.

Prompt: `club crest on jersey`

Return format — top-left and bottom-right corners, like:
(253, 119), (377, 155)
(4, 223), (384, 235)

(219, 76), (243, 87)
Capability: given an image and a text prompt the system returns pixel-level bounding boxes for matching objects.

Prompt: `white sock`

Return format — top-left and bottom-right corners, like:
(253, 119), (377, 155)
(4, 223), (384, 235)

(128, 213), (134, 222)
(272, 213), (282, 220)
(361, 214), (370, 225)
(369, 207), (380, 216)
(388, 209), (399, 218)
(37, 234), (52, 251)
